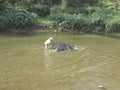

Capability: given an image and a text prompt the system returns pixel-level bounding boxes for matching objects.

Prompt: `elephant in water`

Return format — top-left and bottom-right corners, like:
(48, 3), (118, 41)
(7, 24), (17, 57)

(51, 42), (85, 52)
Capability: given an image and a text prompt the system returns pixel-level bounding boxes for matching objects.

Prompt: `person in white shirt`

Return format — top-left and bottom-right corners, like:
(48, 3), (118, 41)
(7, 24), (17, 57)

(44, 37), (53, 49)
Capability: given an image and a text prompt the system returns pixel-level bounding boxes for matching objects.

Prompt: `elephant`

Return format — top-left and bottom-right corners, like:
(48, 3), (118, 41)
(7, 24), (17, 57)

(51, 42), (84, 52)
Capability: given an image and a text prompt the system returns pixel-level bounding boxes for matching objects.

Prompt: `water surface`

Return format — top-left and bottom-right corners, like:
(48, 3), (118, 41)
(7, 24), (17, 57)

(0, 33), (120, 90)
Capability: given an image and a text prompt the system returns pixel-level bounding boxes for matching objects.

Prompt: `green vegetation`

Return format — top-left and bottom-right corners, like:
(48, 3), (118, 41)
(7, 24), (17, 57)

(3, 9), (37, 28)
(28, 5), (50, 17)
(0, 0), (120, 34)
(50, 7), (120, 33)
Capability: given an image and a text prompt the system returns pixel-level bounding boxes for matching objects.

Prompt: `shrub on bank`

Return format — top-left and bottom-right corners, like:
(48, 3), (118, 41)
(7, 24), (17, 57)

(49, 7), (120, 33)
(50, 5), (63, 15)
(0, 15), (7, 32)
(106, 19), (120, 33)
(49, 13), (105, 33)
(0, 8), (38, 32)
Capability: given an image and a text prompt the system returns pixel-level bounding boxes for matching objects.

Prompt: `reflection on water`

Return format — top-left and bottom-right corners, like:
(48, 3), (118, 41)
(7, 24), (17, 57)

(44, 49), (52, 69)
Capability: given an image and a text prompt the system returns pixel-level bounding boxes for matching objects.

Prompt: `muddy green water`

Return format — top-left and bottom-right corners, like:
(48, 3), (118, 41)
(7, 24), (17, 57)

(0, 32), (120, 90)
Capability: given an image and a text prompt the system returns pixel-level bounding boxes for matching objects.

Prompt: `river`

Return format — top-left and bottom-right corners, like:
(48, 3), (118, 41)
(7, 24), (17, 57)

(0, 32), (120, 90)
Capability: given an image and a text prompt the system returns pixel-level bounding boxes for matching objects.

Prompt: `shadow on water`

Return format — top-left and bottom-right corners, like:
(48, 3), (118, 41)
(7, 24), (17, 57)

(99, 87), (107, 90)
(108, 34), (120, 39)
(0, 29), (51, 37)
(98, 33), (120, 39)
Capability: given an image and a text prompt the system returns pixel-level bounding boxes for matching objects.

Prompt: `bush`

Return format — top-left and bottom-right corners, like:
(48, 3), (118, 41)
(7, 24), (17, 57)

(50, 13), (105, 33)
(50, 5), (63, 15)
(103, 8), (120, 33)
(1, 9), (38, 29)
(50, 7), (120, 33)
(28, 5), (50, 17)
(64, 7), (76, 14)
(106, 19), (120, 33)
(0, 15), (7, 32)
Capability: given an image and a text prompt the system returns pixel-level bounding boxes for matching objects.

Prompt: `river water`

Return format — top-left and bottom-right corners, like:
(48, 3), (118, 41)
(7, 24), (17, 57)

(0, 32), (120, 90)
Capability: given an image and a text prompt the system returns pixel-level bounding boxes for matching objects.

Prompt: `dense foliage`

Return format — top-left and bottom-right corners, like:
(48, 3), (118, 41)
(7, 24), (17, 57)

(0, 9), (38, 32)
(50, 7), (120, 33)
(0, 0), (120, 34)
(28, 5), (50, 17)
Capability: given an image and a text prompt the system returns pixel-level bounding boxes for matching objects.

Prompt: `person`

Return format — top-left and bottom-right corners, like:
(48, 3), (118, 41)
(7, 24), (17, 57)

(44, 37), (53, 49)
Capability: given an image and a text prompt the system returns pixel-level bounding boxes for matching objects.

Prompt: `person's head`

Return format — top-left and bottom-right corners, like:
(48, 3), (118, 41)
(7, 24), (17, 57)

(49, 37), (53, 41)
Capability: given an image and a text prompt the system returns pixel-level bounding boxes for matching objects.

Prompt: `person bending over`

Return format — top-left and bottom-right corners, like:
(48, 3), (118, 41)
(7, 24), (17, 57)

(44, 37), (53, 49)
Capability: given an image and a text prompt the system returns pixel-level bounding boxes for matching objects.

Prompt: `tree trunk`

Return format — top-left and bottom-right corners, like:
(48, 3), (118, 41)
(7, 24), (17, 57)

(116, 0), (120, 7)
(61, 0), (67, 9)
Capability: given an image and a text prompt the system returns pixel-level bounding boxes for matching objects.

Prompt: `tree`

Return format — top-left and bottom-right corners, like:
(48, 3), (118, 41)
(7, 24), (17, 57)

(61, 0), (67, 9)
(116, 0), (120, 7)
